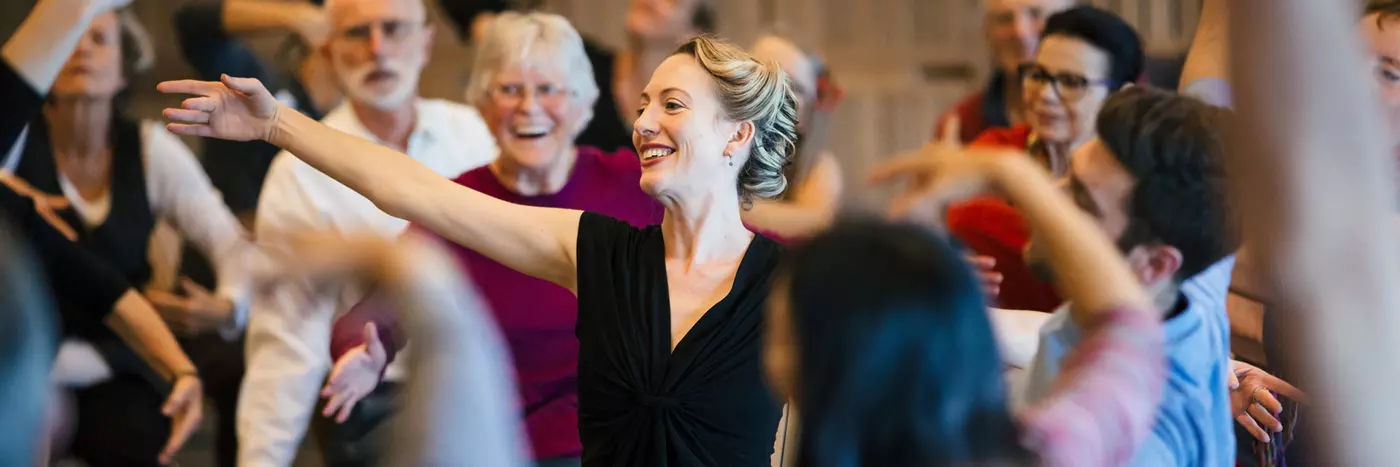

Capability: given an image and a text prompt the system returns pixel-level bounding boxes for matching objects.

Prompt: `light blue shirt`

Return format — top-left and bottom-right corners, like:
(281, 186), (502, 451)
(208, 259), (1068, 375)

(1020, 256), (1236, 467)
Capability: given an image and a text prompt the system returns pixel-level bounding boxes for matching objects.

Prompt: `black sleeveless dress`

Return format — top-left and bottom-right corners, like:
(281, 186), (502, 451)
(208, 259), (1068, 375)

(574, 212), (784, 467)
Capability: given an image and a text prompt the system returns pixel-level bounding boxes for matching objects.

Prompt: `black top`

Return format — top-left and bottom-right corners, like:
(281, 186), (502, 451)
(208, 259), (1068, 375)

(576, 41), (634, 153)
(0, 61), (129, 321)
(173, 0), (325, 214)
(14, 114), (156, 341)
(574, 212), (783, 467)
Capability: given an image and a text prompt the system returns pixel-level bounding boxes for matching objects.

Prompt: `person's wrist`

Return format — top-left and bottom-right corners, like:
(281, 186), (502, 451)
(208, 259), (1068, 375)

(170, 367), (199, 383)
(265, 103), (288, 145)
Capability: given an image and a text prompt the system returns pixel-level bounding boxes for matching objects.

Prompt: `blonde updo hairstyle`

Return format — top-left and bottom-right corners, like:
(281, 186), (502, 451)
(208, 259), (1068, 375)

(464, 11), (600, 138)
(674, 36), (799, 204)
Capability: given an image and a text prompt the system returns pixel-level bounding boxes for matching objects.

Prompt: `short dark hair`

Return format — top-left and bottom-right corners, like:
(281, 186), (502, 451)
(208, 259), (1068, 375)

(1095, 86), (1234, 279)
(784, 220), (1034, 467)
(1040, 6), (1145, 89)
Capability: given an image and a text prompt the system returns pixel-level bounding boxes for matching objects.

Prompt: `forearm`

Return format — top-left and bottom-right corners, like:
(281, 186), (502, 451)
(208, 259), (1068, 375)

(1, 0), (105, 95)
(104, 291), (198, 381)
(742, 202), (833, 239)
(1178, 0), (1230, 94)
(991, 156), (1149, 320)
(268, 106), (462, 221)
(267, 106), (581, 288)
(222, 0), (320, 36)
(1230, 1), (1400, 464)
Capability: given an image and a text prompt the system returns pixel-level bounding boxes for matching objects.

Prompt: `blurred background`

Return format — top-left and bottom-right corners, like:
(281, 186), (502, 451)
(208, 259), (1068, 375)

(0, 0), (1205, 465)
(0, 0), (1204, 210)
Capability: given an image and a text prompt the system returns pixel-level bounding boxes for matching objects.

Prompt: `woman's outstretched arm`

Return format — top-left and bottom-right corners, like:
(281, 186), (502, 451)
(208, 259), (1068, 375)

(158, 76), (585, 291)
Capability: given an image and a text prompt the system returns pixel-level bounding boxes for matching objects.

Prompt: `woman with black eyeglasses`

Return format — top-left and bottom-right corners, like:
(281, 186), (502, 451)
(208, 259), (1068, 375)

(945, 5), (1144, 313)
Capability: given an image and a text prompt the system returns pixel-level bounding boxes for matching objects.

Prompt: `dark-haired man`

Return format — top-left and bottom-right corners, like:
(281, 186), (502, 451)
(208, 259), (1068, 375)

(1016, 86), (1236, 467)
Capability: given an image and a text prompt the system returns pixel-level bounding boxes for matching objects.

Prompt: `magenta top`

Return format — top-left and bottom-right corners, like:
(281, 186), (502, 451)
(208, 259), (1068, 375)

(331, 146), (664, 460)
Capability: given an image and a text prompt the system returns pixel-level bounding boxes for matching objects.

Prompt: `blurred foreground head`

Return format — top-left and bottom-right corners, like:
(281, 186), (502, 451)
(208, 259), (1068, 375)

(0, 216), (58, 465)
(765, 220), (1033, 466)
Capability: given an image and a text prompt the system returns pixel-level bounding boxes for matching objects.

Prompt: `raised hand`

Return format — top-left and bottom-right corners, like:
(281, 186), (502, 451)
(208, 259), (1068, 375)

(158, 375), (204, 465)
(322, 322), (389, 423)
(867, 117), (1026, 225)
(157, 74), (281, 142)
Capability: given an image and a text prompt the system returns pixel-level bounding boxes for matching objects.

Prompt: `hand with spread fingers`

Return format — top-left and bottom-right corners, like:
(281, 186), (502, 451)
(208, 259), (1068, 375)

(156, 74), (282, 142)
(159, 374), (204, 465)
(1228, 360), (1307, 443)
(147, 277), (234, 336)
(322, 322), (389, 423)
(1, 173), (77, 241)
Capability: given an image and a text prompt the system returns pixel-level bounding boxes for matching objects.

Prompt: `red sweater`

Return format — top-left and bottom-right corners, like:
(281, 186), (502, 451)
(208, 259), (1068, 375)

(948, 125), (1063, 312)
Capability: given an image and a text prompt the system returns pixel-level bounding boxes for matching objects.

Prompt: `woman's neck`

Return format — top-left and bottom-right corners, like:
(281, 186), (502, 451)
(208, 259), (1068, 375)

(1039, 136), (1089, 178)
(488, 147), (578, 196)
(45, 97), (113, 159)
(44, 97), (114, 200)
(659, 188), (753, 270)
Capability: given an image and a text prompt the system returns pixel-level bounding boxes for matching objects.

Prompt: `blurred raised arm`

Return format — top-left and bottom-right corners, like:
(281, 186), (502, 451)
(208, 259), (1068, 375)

(1178, 0), (1232, 107)
(1228, 0), (1400, 465)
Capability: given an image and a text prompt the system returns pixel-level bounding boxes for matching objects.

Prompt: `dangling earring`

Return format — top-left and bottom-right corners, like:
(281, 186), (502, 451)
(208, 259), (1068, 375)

(726, 152), (734, 167)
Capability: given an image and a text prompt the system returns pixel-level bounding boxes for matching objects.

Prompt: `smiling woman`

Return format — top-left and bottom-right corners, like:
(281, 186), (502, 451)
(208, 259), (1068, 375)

(158, 31), (799, 466)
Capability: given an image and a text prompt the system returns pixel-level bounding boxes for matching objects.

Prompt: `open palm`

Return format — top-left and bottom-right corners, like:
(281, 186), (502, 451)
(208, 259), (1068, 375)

(157, 74), (280, 142)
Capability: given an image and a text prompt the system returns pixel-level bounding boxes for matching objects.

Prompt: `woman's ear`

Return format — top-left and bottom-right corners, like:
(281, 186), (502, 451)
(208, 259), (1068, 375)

(725, 120), (757, 158)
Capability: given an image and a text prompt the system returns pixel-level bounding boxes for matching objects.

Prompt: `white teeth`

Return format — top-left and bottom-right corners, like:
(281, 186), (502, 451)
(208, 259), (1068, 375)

(642, 148), (674, 160)
(512, 125), (552, 138)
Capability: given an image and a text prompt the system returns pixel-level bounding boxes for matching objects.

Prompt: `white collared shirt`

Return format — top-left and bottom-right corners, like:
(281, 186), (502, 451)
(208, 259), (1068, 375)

(237, 99), (496, 467)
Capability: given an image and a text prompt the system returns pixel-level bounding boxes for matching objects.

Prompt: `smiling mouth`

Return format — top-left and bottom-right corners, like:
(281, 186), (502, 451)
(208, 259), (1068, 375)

(641, 147), (674, 161)
(512, 125), (551, 140)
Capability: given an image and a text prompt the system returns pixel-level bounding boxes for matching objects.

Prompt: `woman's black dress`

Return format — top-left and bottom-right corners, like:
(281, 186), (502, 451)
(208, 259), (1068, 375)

(574, 212), (784, 467)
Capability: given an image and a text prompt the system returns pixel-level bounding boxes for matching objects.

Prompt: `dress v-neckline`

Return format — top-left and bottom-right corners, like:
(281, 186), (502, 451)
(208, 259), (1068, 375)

(653, 233), (763, 360)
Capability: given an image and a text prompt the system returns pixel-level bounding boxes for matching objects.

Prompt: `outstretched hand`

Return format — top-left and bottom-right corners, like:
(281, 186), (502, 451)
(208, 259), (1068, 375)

(157, 74), (281, 142)
(322, 322), (389, 423)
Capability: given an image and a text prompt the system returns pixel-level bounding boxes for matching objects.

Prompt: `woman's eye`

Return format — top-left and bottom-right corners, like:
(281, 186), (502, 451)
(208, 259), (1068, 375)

(665, 101), (684, 111)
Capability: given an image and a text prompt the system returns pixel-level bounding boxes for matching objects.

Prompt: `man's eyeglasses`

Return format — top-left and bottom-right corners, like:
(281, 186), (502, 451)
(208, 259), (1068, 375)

(1018, 63), (1117, 103)
(339, 20), (425, 43)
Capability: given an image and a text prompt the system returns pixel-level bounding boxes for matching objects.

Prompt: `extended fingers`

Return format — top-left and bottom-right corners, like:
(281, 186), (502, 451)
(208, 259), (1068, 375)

(1235, 413), (1271, 443)
(164, 108), (211, 125)
(157, 79), (224, 97)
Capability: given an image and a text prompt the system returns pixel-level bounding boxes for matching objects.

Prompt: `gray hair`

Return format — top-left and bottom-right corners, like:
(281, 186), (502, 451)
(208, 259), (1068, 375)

(464, 12), (600, 134)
